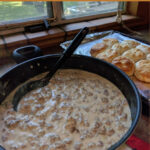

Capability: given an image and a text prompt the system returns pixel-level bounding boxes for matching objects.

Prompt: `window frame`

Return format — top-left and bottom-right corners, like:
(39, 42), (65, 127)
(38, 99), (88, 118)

(0, 2), (126, 31)
(51, 2), (126, 26)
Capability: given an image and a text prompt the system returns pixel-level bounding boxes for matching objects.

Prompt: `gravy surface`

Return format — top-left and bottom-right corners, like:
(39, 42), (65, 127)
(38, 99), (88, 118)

(0, 69), (131, 150)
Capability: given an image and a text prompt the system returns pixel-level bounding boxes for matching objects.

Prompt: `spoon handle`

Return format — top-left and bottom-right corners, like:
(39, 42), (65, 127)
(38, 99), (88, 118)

(45, 27), (89, 80)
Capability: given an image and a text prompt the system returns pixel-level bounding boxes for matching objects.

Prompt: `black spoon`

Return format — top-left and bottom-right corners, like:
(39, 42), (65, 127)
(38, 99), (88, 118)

(12, 27), (89, 111)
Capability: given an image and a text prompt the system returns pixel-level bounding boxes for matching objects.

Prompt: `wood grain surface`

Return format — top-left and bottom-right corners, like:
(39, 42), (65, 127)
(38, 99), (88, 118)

(130, 76), (150, 101)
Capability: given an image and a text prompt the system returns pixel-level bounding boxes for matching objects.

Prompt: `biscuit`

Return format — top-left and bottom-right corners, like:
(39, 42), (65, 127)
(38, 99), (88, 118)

(102, 38), (119, 47)
(134, 60), (150, 82)
(112, 56), (135, 76)
(147, 54), (150, 60)
(121, 40), (140, 48)
(122, 48), (146, 62)
(96, 49), (119, 63)
(120, 43), (131, 51)
(136, 44), (150, 54)
(112, 43), (128, 55)
(90, 43), (107, 57)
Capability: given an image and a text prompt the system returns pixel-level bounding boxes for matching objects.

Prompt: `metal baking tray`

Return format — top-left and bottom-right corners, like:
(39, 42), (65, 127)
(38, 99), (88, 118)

(60, 30), (150, 55)
(60, 30), (150, 116)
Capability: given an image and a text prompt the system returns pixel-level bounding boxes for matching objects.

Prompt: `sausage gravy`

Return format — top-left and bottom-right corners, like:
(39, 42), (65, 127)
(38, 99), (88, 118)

(0, 69), (131, 150)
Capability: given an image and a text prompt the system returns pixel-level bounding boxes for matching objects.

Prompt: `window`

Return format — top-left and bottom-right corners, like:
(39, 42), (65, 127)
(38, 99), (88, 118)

(0, 2), (53, 24)
(0, 2), (125, 29)
(62, 2), (119, 19)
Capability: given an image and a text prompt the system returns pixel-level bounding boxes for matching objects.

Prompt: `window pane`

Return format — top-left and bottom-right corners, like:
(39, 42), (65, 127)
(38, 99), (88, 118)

(0, 1), (52, 23)
(63, 2), (121, 19)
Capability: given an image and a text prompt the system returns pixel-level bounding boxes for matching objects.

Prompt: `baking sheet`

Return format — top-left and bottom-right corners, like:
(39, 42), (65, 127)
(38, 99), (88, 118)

(60, 30), (150, 104)
(60, 30), (150, 56)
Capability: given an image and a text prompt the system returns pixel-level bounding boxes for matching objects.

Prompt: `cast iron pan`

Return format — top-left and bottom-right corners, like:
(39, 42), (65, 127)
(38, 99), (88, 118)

(0, 54), (141, 150)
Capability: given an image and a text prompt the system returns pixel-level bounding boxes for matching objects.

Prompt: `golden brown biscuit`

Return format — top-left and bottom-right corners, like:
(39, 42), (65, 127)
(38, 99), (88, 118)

(122, 48), (146, 62)
(147, 54), (150, 60)
(112, 43), (129, 55)
(134, 60), (150, 82)
(136, 44), (150, 54)
(120, 42), (131, 51)
(102, 38), (119, 47)
(121, 40), (140, 48)
(96, 49), (119, 63)
(90, 43), (107, 57)
(112, 56), (135, 76)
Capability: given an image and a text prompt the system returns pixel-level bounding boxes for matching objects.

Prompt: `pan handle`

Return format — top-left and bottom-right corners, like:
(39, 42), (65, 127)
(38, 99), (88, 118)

(12, 45), (43, 64)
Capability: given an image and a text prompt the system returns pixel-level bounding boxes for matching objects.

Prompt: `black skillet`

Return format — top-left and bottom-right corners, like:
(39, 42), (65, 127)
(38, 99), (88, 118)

(0, 33), (141, 150)
(0, 54), (141, 150)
